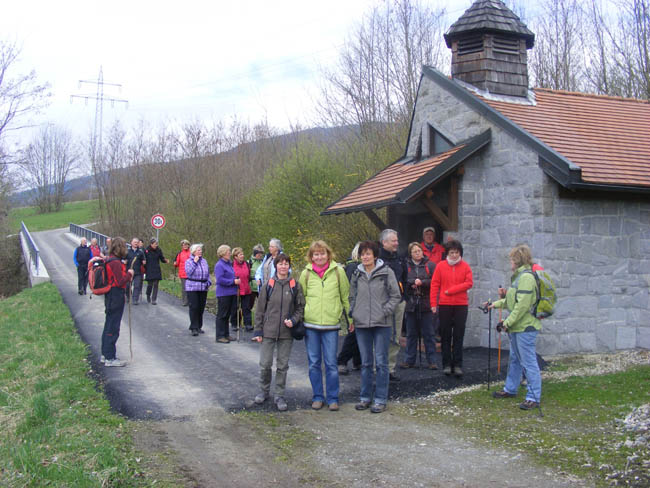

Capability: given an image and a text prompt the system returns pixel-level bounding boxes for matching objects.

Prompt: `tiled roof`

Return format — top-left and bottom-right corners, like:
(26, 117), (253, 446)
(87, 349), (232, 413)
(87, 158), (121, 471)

(322, 130), (492, 215)
(482, 89), (650, 188)
(323, 147), (464, 214)
(445, 0), (534, 48)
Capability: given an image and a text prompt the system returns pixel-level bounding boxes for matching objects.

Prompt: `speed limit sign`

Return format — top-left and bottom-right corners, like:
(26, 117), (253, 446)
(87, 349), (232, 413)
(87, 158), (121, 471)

(151, 214), (166, 229)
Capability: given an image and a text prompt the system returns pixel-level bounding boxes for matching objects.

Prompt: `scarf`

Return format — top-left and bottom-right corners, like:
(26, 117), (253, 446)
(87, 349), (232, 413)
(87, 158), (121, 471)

(312, 261), (330, 279)
(447, 256), (461, 266)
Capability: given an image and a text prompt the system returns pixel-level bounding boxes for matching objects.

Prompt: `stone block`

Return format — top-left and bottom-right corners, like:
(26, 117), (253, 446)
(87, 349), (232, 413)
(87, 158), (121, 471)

(638, 328), (650, 349)
(593, 217), (610, 236)
(563, 317), (592, 333)
(461, 191), (476, 205)
(556, 296), (599, 318)
(606, 308), (628, 323)
(616, 327), (637, 349)
(578, 333), (598, 352)
(600, 201), (620, 216)
(534, 216), (556, 233)
(559, 217), (579, 234)
(595, 323), (617, 351)
(624, 219), (641, 234)
(480, 228), (501, 247)
(609, 217), (622, 235)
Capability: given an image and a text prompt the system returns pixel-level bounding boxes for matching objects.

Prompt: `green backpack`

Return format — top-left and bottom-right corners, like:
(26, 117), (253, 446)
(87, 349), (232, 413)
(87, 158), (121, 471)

(524, 266), (557, 319)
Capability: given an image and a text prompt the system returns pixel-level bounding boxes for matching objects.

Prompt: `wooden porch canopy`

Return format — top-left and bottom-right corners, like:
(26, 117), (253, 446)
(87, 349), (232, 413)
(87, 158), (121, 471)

(321, 129), (491, 231)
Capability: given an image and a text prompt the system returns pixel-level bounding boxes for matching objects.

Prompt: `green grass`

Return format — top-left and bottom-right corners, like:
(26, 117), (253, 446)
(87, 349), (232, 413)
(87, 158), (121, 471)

(9, 200), (99, 233)
(0, 283), (186, 487)
(397, 360), (650, 487)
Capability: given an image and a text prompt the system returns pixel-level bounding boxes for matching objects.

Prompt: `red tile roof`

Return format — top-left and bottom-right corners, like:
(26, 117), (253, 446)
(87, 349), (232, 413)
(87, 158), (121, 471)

(482, 89), (650, 187)
(324, 145), (465, 213)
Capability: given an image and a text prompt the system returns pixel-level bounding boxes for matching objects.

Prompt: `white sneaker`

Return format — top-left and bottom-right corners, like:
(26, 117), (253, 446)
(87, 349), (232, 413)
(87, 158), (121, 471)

(100, 355), (106, 364)
(105, 358), (126, 367)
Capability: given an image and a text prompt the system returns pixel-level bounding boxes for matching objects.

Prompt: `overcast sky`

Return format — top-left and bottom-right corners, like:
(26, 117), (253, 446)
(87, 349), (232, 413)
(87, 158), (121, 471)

(2, 0), (479, 149)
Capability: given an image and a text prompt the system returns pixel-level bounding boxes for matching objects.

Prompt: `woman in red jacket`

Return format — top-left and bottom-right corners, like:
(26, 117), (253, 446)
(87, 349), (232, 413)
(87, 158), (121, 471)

(174, 239), (191, 306)
(430, 239), (473, 377)
(231, 247), (253, 332)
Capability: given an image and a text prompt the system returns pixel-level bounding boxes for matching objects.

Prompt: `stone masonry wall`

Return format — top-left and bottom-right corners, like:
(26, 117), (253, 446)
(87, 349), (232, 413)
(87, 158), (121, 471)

(408, 74), (650, 355)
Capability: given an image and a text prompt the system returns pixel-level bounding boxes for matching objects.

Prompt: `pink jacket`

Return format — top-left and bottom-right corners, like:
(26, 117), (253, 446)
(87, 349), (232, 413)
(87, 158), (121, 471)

(233, 260), (252, 295)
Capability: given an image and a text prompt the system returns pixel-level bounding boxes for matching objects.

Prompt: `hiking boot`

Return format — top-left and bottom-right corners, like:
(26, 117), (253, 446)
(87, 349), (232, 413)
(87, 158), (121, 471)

(389, 373), (400, 382)
(191, 329), (199, 336)
(519, 400), (539, 410)
(454, 367), (463, 377)
(275, 397), (288, 411)
(428, 363), (438, 370)
(254, 393), (268, 405)
(338, 365), (349, 375)
(492, 390), (516, 399)
(328, 403), (339, 411)
(198, 329), (204, 334)
(147, 295), (151, 303)
(355, 401), (370, 410)
(216, 337), (230, 343)
(227, 336), (236, 342)
(443, 366), (452, 375)
(370, 403), (386, 413)
(105, 358), (126, 367)
(78, 290), (83, 295)
(245, 326), (254, 332)
(352, 364), (361, 371)
(311, 401), (323, 410)
(399, 362), (415, 369)
(151, 301), (157, 305)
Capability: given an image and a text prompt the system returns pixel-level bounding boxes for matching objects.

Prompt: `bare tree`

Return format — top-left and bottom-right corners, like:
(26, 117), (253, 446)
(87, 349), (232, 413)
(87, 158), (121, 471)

(528, 0), (587, 91)
(18, 125), (78, 212)
(0, 41), (50, 164)
(317, 0), (447, 132)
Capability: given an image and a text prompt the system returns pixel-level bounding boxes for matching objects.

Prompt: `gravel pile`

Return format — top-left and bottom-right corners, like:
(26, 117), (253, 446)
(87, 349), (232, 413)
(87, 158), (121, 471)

(608, 404), (650, 487)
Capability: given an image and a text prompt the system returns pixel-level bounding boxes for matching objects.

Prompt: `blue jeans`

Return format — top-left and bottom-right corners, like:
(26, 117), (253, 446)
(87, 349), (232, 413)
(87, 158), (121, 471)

(305, 329), (339, 404)
(504, 330), (542, 403)
(356, 327), (391, 405)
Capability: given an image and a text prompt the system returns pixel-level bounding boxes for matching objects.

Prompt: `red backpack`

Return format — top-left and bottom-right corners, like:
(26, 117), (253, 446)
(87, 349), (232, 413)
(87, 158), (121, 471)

(88, 257), (119, 296)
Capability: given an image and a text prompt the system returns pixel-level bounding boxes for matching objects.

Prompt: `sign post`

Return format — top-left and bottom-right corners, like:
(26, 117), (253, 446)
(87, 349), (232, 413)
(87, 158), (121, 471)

(151, 213), (166, 242)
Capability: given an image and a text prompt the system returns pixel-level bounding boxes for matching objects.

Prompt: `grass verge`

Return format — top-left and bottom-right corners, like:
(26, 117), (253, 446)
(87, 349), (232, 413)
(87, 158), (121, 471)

(9, 200), (99, 233)
(396, 352), (650, 488)
(0, 283), (187, 487)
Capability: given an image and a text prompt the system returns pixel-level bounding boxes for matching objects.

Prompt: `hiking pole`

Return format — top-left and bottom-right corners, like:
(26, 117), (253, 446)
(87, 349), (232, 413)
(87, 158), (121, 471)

(236, 290), (242, 343)
(128, 256), (137, 361)
(497, 308), (503, 374)
(478, 300), (492, 391)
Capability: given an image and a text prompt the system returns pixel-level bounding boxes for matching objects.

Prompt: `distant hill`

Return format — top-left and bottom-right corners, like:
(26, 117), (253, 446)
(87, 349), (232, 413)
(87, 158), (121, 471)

(9, 125), (364, 208)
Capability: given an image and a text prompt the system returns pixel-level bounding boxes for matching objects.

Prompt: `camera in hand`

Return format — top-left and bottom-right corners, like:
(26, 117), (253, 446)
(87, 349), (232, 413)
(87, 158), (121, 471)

(496, 321), (505, 333)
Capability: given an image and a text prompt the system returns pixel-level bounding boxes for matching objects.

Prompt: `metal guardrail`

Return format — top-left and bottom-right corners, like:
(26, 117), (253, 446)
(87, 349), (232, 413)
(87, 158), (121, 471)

(21, 221), (41, 274)
(69, 223), (110, 249)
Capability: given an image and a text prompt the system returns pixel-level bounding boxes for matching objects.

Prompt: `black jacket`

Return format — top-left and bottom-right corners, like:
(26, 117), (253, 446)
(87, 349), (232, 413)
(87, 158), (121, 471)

(144, 246), (166, 281)
(378, 247), (406, 297)
(127, 248), (146, 276)
(404, 257), (436, 312)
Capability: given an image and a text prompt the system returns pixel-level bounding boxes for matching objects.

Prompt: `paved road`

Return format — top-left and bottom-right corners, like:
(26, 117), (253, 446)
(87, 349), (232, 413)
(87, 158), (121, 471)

(35, 227), (508, 420)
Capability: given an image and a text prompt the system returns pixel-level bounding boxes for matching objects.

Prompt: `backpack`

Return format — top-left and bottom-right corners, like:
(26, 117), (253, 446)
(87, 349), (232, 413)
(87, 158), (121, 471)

(88, 257), (118, 296)
(265, 278), (305, 340)
(522, 267), (557, 319)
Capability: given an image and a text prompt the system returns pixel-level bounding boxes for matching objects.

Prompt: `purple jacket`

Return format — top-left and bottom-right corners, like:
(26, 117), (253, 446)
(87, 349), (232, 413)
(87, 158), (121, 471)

(184, 257), (211, 292)
(214, 258), (238, 297)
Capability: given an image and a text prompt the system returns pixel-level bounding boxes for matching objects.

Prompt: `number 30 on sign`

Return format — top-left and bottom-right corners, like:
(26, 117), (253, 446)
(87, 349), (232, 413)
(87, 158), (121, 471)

(151, 214), (166, 229)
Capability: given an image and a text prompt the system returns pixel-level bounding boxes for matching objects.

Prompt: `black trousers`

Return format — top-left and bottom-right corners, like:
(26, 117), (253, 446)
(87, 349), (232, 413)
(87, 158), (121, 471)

(216, 295), (237, 339)
(438, 305), (468, 368)
(230, 294), (252, 328)
(146, 280), (160, 302)
(102, 287), (125, 360)
(187, 291), (207, 331)
(337, 330), (361, 367)
(127, 274), (143, 303)
(77, 265), (88, 293)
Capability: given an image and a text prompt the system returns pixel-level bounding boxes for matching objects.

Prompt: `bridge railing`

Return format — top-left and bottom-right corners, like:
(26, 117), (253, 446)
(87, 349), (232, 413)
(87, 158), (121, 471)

(69, 224), (110, 249)
(20, 221), (41, 274)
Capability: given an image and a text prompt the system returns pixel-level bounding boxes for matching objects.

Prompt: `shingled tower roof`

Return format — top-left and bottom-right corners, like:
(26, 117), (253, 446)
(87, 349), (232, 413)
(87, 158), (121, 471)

(444, 0), (534, 49)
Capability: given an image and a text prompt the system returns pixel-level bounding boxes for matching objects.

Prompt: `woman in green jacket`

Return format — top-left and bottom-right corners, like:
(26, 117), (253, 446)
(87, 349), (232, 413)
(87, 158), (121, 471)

(299, 240), (350, 412)
(491, 244), (542, 410)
